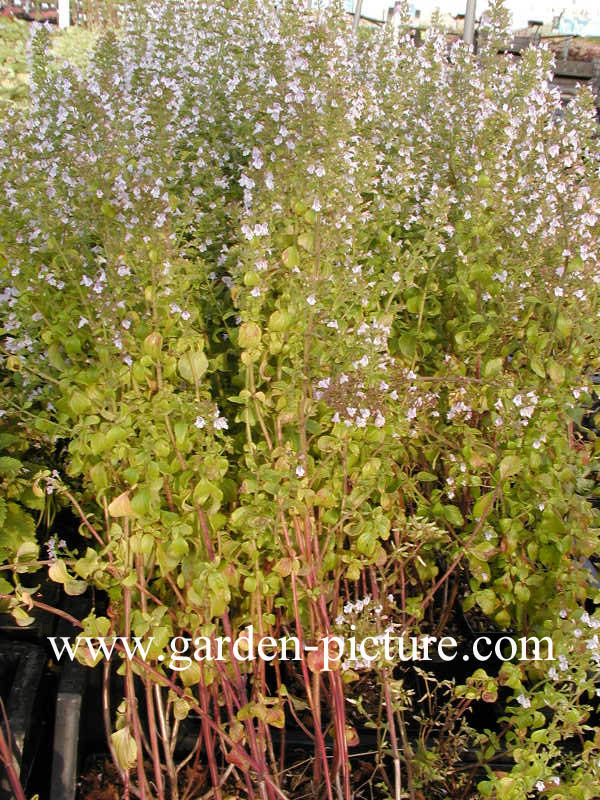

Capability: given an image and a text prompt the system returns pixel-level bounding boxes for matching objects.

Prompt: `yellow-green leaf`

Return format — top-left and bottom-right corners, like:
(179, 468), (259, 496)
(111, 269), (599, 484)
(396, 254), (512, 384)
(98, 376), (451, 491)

(111, 727), (137, 770)
(108, 492), (135, 517)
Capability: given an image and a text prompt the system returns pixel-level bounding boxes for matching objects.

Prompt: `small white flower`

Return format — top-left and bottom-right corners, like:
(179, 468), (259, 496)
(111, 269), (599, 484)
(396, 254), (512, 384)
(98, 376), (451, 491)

(517, 693), (531, 709)
(250, 287), (261, 297)
(254, 223), (269, 237)
(307, 295), (316, 306)
(194, 416), (206, 429)
(391, 272), (401, 283)
(554, 286), (564, 297)
(535, 780), (545, 792)
(214, 416), (228, 430)
(558, 654), (568, 670)
(295, 465), (305, 478)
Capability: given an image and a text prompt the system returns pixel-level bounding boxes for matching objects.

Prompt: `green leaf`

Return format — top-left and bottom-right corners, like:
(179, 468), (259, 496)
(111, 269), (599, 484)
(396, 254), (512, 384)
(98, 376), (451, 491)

(1, 504), (36, 562)
(473, 492), (495, 520)
(192, 479), (223, 512)
(499, 456), (521, 480)
(0, 433), (19, 449)
(16, 539), (38, 561)
(548, 361), (565, 385)
(64, 579), (88, 596)
(530, 357), (546, 379)
(238, 322), (262, 349)
(406, 294), (422, 314)
(0, 457), (22, 478)
(475, 588), (497, 615)
(356, 529), (376, 557)
(483, 358), (503, 378)
(415, 471), (437, 482)
(281, 246), (299, 268)
(178, 350), (208, 384)
(12, 606), (34, 627)
(444, 505), (464, 527)
(297, 232), (314, 252)
(49, 560), (70, 584)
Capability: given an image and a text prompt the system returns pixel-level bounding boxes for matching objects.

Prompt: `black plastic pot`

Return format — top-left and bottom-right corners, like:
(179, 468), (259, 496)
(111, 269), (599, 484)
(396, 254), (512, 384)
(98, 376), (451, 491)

(0, 641), (47, 800)
(49, 657), (87, 800)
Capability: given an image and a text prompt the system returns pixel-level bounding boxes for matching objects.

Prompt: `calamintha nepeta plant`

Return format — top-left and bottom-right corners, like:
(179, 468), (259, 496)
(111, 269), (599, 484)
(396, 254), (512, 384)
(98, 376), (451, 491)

(1, 1), (600, 798)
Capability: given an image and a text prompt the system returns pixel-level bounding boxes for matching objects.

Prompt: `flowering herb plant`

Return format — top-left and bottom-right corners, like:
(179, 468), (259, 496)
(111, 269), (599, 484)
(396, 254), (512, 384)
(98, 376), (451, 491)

(1, 1), (600, 798)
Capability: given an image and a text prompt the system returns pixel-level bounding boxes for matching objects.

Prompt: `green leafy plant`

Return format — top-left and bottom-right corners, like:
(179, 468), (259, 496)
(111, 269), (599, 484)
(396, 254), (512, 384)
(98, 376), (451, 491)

(1, 1), (600, 798)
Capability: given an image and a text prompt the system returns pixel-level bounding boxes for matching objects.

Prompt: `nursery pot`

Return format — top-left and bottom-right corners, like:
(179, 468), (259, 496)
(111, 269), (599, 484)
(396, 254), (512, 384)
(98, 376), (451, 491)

(0, 641), (47, 800)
